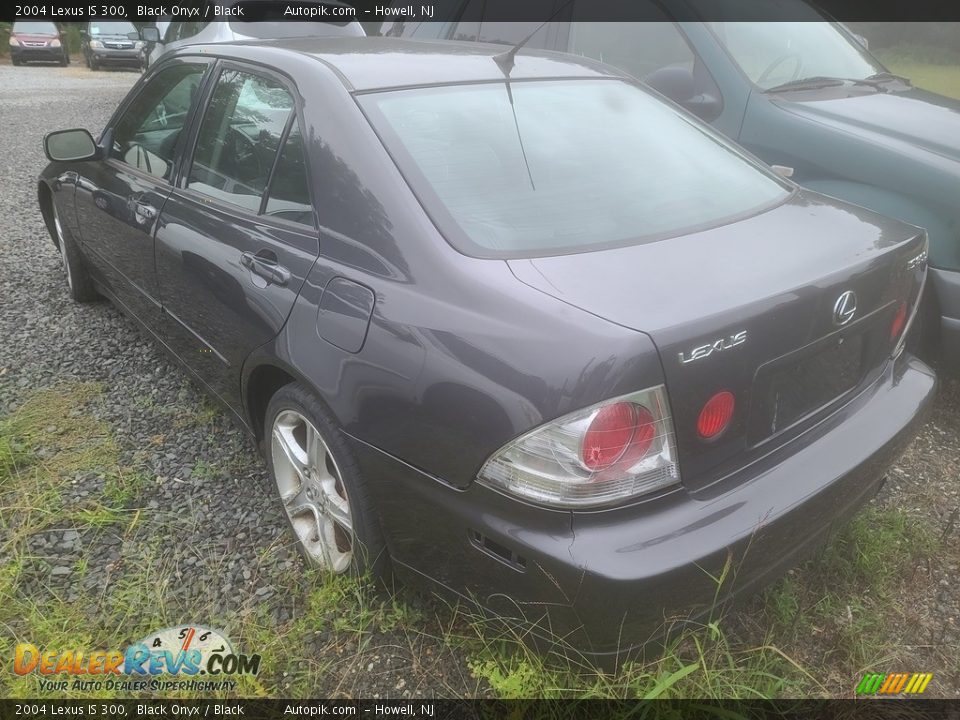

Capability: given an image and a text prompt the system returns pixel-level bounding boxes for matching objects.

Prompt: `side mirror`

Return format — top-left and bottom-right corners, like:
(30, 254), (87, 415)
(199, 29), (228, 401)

(44, 129), (98, 162)
(141, 27), (161, 43)
(127, 31), (140, 41)
(645, 66), (696, 104)
(644, 66), (722, 122)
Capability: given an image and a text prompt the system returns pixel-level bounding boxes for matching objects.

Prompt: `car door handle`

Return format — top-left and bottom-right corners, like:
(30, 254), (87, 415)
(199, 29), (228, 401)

(132, 200), (158, 222)
(241, 251), (290, 287)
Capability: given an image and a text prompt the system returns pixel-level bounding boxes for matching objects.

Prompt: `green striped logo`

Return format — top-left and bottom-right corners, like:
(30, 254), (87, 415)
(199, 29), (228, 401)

(856, 672), (932, 695)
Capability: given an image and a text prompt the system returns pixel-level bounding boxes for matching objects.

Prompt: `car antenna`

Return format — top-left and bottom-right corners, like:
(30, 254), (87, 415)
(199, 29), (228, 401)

(492, 0), (575, 77)
(492, 1), (574, 191)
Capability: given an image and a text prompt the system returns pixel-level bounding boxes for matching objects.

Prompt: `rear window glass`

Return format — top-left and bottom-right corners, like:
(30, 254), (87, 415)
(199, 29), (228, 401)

(361, 79), (789, 257)
(13, 21), (58, 34)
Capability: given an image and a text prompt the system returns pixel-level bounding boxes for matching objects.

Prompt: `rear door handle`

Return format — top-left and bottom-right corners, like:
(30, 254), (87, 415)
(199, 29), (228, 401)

(241, 250), (291, 287)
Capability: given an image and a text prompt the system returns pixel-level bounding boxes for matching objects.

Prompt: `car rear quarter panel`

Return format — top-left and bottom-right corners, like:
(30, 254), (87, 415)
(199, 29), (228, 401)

(235, 50), (667, 488)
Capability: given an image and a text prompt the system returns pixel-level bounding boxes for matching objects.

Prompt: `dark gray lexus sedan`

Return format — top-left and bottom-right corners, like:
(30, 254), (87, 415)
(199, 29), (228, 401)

(37, 37), (935, 659)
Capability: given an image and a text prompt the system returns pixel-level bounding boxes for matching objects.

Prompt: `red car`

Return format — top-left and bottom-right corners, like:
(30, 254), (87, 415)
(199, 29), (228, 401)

(9, 21), (69, 67)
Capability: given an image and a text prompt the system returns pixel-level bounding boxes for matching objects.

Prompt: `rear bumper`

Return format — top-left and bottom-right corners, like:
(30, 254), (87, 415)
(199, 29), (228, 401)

(352, 355), (935, 657)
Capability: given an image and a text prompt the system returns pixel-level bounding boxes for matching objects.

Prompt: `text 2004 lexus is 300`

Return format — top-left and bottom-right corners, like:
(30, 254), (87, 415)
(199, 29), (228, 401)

(38, 38), (935, 659)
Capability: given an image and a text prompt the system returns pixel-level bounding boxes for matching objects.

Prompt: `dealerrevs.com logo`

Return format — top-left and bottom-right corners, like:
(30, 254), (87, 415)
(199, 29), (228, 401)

(13, 625), (261, 693)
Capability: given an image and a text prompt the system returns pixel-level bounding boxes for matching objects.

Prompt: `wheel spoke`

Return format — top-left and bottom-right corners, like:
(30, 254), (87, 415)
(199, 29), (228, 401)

(320, 479), (352, 533)
(317, 515), (338, 568)
(272, 425), (309, 482)
(305, 423), (323, 476)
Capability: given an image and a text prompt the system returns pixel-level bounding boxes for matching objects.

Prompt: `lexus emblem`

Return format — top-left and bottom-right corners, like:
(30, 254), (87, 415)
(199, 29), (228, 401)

(833, 291), (857, 326)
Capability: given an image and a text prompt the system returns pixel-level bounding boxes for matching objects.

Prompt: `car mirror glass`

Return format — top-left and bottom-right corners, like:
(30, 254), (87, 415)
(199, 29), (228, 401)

(44, 129), (98, 162)
(141, 27), (161, 43)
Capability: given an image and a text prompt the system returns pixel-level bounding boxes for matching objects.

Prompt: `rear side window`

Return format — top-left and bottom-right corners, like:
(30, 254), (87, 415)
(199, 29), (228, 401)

(263, 119), (315, 227)
(361, 79), (789, 257)
(187, 69), (294, 212)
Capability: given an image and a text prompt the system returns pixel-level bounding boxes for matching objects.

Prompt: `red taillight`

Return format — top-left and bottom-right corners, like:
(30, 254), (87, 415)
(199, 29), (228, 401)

(582, 403), (636, 470)
(619, 405), (657, 466)
(890, 301), (908, 341)
(697, 391), (735, 439)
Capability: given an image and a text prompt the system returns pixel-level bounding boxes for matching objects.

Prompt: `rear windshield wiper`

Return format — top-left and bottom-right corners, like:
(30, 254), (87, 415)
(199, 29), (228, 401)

(763, 76), (846, 93)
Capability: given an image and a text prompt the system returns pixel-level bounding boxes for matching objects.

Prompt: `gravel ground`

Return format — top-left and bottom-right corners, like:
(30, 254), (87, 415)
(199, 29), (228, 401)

(1, 62), (958, 698)
(0, 63), (484, 698)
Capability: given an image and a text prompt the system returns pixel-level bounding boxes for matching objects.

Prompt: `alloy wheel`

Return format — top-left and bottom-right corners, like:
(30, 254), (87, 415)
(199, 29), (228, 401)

(271, 410), (354, 572)
(52, 205), (74, 293)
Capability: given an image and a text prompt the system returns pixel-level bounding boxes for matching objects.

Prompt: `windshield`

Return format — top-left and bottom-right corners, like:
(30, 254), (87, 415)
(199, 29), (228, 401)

(709, 22), (885, 90)
(89, 21), (137, 36)
(12, 21), (58, 35)
(361, 79), (789, 257)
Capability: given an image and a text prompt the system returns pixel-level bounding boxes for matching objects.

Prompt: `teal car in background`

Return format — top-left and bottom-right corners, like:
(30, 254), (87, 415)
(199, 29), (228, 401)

(383, 3), (960, 368)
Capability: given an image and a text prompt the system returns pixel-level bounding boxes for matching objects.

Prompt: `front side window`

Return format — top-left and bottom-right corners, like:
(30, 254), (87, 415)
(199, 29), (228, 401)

(362, 79), (789, 256)
(567, 22), (695, 79)
(110, 63), (206, 180)
(708, 22), (884, 90)
(187, 69), (294, 212)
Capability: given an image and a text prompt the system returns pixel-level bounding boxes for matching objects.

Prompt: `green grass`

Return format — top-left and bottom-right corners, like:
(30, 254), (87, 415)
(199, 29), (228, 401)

(0, 382), (946, 699)
(877, 52), (960, 99)
(460, 503), (942, 699)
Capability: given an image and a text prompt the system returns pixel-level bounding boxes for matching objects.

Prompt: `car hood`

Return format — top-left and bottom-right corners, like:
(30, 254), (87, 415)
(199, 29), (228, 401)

(777, 87), (960, 162)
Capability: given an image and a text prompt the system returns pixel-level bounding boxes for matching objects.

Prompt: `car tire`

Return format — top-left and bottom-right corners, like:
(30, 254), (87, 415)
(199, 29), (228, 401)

(60, 54), (68, 67)
(90, 57), (99, 71)
(51, 200), (98, 303)
(12, 57), (21, 67)
(264, 382), (389, 579)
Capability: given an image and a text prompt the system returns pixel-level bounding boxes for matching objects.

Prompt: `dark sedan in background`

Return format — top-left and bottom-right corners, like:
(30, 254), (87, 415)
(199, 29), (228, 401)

(37, 38), (935, 658)
(8, 20), (69, 66)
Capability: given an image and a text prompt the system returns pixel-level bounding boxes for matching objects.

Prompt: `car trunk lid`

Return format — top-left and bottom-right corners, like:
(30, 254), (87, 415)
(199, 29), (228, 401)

(507, 192), (927, 491)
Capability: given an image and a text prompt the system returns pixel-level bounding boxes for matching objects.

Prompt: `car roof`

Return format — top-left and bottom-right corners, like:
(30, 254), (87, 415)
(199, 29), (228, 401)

(209, 36), (621, 92)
